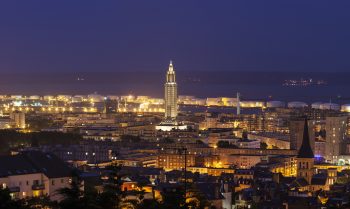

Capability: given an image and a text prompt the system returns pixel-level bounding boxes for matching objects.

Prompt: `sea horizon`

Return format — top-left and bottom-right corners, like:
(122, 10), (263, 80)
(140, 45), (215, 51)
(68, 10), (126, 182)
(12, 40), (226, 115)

(0, 71), (349, 103)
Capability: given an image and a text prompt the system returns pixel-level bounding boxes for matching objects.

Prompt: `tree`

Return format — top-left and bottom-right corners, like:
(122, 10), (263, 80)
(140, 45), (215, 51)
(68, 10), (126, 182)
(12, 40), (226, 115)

(57, 170), (96, 209)
(195, 140), (204, 145)
(217, 141), (230, 148)
(26, 116), (55, 131)
(136, 199), (161, 209)
(157, 184), (187, 209)
(58, 178), (84, 209)
(121, 135), (142, 143)
(217, 141), (237, 148)
(98, 163), (124, 209)
(186, 186), (211, 209)
(260, 142), (268, 149)
(242, 131), (248, 139)
(30, 134), (39, 147)
(0, 188), (28, 209)
(161, 137), (175, 143)
(26, 195), (58, 209)
(0, 130), (82, 154)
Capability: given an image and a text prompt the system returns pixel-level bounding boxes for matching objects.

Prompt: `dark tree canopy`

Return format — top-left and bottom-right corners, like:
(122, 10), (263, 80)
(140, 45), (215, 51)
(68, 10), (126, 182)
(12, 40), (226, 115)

(0, 130), (81, 154)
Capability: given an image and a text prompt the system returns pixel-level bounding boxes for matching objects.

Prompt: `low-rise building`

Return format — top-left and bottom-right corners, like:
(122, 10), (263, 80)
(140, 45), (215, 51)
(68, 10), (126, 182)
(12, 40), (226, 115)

(248, 132), (290, 149)
(0, 151), (73, 201)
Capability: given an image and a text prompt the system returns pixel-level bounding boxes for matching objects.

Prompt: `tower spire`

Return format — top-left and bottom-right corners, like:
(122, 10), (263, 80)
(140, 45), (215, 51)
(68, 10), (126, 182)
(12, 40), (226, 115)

(297, 117), (314, 158)
(169, 60), (173, 71)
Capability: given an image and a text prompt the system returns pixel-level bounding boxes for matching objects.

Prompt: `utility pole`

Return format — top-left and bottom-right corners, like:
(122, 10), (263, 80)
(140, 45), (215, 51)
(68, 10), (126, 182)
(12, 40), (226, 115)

(178, 147), (188, 208)
(160, 146), (188, 208)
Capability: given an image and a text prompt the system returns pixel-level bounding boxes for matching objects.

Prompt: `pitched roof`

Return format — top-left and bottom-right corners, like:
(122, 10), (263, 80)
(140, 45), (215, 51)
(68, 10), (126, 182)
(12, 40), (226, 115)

(297, 118), (314, 158)
(311, 177), (327, 186)
(291, 177), (309, 188)
(0, 155), (39, 177)
(195, 182), (224, 200)
(0, 151), (72, 178)
(119, 166), (162, 176)
(22, 151), (72, 178)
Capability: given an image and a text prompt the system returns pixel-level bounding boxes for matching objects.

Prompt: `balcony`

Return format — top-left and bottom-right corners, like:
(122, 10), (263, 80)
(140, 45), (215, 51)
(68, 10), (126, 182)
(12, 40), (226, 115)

(9, 186), (20, 193)
(32, 184), (45, 190)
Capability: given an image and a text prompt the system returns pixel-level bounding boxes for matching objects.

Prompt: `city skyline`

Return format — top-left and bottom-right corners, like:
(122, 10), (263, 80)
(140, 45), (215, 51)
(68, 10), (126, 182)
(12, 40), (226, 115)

(1, 2), (350, 208)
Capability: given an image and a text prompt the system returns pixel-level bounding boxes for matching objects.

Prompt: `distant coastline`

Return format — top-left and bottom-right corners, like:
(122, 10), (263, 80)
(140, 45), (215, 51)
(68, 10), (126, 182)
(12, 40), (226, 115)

(282, 78), (327, 87)
(0, 71), (349, 103)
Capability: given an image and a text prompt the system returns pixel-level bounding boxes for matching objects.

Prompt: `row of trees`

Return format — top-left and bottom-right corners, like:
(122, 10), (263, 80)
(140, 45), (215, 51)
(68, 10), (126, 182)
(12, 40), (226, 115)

(0, 130), (81, 154)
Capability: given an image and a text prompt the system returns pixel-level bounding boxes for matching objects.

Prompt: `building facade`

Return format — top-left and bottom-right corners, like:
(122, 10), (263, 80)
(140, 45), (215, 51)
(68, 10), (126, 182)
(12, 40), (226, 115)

(324, 116), (347, 163)
(0, 151), (73, 201)
(164, 61), (178, 121)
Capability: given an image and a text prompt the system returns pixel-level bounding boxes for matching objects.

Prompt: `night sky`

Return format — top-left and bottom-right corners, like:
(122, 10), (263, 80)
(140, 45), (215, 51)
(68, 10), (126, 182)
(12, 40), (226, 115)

(1, 1), (350, 73)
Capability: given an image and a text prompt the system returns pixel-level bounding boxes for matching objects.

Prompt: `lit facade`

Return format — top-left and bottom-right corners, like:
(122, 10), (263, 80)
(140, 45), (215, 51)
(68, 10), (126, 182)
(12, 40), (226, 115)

(324, 116), (347, 163)
(164, 61), (178, 120)
(0, 152), (73, 201)
(10, 111), (26, 129)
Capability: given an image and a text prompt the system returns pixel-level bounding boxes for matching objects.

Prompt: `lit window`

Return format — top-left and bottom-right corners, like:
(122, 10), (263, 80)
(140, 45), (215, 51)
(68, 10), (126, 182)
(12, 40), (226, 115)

(33, 190), (41, 197)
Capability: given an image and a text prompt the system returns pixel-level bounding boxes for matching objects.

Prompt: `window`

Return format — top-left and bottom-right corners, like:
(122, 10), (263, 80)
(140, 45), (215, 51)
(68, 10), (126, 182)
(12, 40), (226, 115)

(33, 190), (41, 197)
(52, 180), (55, 186)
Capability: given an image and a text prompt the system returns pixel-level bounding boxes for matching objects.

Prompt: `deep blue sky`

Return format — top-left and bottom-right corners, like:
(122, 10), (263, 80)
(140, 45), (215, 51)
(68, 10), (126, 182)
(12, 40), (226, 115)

(1, 0), (350, 73)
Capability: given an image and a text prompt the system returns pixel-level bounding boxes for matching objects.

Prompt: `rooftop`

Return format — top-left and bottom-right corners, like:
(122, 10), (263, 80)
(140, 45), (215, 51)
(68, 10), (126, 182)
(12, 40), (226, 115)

(0, 151), (72, 178)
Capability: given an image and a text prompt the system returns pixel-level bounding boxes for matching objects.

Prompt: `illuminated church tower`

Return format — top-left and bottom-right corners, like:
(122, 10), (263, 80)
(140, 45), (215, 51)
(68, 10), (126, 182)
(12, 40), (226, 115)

(156, 61), (186, 131)
(164, 61), (178, 121)
(296, 117), (315, 184)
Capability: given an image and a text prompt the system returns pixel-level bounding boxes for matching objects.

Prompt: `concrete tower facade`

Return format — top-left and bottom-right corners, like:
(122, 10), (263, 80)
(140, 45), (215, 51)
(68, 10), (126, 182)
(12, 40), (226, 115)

(10, 111), (26, 129)
(164, 61), (178, 120)
(325, 116), (347, 163)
